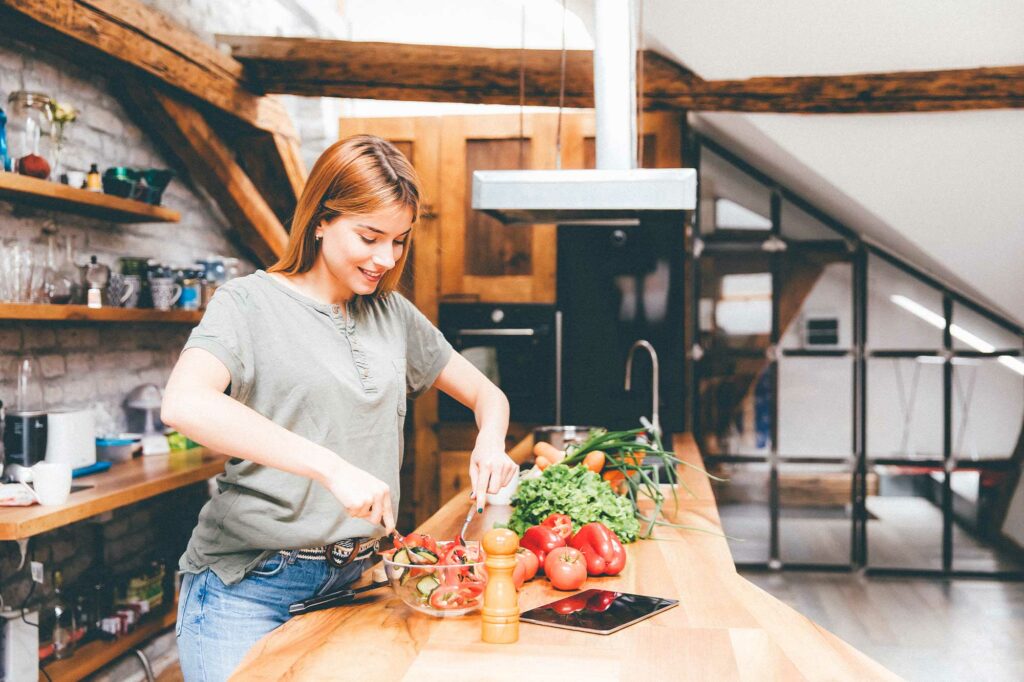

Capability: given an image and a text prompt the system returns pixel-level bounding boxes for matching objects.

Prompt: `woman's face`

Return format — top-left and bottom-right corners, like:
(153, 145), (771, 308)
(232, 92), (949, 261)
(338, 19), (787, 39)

(316, 204), (413, 300)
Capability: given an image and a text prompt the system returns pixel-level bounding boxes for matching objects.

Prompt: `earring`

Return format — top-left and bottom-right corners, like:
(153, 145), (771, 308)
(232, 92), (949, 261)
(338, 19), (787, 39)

(315, 234), (322, 242)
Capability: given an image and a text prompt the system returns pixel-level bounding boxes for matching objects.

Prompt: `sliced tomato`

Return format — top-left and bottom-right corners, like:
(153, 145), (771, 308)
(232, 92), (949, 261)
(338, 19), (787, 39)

(402, 533), (438, 554)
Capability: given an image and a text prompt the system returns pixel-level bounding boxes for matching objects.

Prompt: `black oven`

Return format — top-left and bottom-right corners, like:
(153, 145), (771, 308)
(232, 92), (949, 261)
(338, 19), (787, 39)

(438, 303), (561, 424)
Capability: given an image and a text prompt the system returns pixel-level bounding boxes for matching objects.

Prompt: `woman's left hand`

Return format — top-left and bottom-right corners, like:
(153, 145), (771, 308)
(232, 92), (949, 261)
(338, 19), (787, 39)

(469, 445), (518, 510)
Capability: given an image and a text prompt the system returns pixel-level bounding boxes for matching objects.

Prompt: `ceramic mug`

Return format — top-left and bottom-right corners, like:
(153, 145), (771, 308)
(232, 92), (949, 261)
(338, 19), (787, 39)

(30, 461), (72, 506)
(150, 277), (182, 310)
(121, 274), (142, 308)
(106, 273), (136, 307)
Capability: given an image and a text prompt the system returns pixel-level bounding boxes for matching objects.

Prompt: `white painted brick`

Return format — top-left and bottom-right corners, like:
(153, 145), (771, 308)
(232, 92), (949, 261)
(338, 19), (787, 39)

(66, 352), (91, 373)
(43, 383), (65, 405)
(39, 353), (66, 378)
(126, 350), (153, 370)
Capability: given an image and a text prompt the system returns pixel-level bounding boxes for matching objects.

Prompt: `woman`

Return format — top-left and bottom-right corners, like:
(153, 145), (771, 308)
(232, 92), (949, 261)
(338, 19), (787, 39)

(162, 134), (518, 681)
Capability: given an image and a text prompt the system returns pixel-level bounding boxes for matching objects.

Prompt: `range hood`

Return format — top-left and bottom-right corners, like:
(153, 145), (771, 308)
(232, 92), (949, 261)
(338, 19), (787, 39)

(472, 0), (697, 226)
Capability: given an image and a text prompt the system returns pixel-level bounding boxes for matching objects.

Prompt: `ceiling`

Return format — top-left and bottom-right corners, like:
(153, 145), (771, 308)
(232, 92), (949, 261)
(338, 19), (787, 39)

(335, 0), (1024, 327)
(606, 0), (1024, 326)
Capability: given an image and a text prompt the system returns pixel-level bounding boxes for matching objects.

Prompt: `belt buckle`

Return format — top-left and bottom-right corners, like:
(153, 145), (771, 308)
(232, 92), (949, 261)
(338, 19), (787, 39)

(326, 539), (359, 568)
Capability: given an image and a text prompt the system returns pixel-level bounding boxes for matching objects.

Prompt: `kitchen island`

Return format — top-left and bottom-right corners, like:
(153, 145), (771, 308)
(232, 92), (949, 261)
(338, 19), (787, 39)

(232, 435), (900, 681)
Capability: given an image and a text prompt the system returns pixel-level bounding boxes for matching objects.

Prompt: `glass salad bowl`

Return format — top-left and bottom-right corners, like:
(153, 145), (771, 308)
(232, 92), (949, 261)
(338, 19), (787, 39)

(380, 541), (487, 617)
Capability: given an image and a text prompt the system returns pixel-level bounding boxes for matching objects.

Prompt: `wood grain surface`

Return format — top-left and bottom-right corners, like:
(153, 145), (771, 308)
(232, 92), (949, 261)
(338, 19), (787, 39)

(220, 36), (1024, 114)
(0, 171), (180, 223)
(232, 435), (902, 681)
(0, 449), (225, 540)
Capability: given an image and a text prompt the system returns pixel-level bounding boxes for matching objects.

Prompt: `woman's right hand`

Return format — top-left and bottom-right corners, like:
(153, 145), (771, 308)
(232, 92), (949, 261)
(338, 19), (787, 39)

(322, 459), (396, 534)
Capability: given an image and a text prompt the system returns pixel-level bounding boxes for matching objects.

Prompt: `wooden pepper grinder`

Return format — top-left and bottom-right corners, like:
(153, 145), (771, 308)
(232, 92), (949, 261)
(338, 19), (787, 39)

(481, 528), (519, 644)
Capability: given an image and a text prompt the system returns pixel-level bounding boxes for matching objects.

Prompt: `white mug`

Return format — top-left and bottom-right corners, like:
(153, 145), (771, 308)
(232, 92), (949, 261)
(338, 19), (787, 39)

(30, 461), (72, 506)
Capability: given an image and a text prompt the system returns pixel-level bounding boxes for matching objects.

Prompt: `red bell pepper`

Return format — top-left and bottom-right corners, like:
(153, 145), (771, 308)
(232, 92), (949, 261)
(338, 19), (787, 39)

(540, 513), (573, 540)
(568, 522), (627, 576)
(520, 524), (566, 567)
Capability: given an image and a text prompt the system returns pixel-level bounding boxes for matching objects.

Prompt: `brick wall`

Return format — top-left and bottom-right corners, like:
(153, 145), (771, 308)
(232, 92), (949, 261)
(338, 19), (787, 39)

(1, 1), (343, 678)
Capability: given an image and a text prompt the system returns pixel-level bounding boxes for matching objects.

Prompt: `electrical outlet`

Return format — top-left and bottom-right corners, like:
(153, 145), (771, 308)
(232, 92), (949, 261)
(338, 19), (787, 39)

(30, 561), (43, 584)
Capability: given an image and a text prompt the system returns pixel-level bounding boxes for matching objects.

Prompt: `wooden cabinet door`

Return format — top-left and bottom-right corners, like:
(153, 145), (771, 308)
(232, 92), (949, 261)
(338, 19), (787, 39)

(338, 116), (443, 529)
(438, 112), (590, 303)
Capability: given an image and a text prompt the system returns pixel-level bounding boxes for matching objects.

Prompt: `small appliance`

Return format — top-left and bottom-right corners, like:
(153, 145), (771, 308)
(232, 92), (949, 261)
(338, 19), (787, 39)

(124, 384), (169, 455)
(2, 409), (48, 473)
(44, 407), (97, 470)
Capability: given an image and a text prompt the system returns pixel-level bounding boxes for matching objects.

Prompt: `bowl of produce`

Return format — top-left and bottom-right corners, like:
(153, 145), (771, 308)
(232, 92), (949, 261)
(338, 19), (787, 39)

(380, 535), (487, 617)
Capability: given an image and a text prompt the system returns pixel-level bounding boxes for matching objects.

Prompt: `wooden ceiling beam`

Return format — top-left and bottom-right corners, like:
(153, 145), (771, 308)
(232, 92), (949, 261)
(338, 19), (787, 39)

(116, 82), (289, 266)
(220, 35), (1024, 113)
(0, 0), (296, 138)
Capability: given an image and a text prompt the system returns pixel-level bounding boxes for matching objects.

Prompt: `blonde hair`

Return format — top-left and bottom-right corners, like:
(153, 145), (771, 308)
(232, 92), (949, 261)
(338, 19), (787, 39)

(268, 135), (420, 301)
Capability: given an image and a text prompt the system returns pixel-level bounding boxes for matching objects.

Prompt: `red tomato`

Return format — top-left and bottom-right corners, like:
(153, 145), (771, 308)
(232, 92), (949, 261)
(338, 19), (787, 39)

(543, 547), (587, 591)
(429, 584), (481, 610)
(541, 513), (573, 540)
(512, 548), (540, 589)
(402, 533), (438, 554)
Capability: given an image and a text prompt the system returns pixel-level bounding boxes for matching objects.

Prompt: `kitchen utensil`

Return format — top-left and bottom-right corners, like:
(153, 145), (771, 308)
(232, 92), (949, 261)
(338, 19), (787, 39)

(381, 541), (486, 617)
(44, 407), (96, 470)
(124, 384), (168, 455)
(84, 256), (109, 309)
(287, 581), (390, 616)
(455, 503), (475, 547)
(106, 273), (136, 307)
(391, 531), (422, 565)
(149, 277), (181, 311)
(121, 275), (141, 308)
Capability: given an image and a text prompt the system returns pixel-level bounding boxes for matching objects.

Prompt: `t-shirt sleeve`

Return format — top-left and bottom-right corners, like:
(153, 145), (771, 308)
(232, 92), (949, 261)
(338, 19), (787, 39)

(395, 294), (454, 399)
(182, 284), (254, 401)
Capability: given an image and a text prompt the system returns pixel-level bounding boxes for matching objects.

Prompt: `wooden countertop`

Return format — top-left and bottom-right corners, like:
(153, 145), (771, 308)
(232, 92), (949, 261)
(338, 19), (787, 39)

(233, 435), (901, 681)
(0, 449), (226, 540)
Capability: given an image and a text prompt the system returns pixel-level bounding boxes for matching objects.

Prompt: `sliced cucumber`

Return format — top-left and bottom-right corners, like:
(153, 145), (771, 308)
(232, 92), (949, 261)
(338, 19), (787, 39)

(416, 574), (440, 597)
(411, 547), (439, 564)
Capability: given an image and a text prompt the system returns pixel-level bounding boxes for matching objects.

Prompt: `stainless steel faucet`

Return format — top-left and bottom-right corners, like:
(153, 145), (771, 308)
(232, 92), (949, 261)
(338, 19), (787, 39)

(624, 340), (661, 438)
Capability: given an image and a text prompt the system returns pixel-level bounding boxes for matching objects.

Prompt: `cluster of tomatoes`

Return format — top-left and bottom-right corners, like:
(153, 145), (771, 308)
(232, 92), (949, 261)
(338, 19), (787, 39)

(514, 514), (627, 592)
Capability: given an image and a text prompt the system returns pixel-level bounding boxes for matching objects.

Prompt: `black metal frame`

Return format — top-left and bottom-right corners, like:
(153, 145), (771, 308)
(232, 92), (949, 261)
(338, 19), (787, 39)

(690, 133), (1024, 580)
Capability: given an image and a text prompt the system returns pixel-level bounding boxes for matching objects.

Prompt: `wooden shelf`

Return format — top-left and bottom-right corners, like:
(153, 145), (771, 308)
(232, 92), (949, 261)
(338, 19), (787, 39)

(0, 449), (227, 540)
(41, 607), (177, 682)
(0, 303), (203, 324)
(0, 172), (180, 223)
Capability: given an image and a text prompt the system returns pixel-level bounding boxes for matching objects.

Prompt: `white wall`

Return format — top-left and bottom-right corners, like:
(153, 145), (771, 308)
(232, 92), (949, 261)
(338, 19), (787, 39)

(776, 258), (1023, 459)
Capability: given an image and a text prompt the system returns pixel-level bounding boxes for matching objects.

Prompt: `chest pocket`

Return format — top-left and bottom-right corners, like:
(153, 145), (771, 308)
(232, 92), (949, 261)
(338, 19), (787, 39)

(392, 358), (408, 417)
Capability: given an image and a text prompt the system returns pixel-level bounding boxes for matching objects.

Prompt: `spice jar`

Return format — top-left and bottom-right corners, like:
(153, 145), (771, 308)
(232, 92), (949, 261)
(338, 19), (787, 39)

(6, 92), (53, 179)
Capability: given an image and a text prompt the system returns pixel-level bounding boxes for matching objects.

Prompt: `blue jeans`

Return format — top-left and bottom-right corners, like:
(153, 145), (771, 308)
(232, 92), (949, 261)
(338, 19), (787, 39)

(176, 552), (369, 682)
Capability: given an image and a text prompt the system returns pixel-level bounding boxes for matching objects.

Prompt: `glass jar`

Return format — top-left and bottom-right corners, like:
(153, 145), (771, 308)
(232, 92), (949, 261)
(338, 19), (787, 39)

(6, 92), (53, 179)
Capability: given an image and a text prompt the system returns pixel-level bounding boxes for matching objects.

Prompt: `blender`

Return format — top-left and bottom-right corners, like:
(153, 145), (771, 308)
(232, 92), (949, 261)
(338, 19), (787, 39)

(3, 355), (48, 482)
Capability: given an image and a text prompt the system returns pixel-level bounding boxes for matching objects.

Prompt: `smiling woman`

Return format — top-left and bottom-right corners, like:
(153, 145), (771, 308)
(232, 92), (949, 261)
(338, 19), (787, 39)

(160, 134), (518, 681)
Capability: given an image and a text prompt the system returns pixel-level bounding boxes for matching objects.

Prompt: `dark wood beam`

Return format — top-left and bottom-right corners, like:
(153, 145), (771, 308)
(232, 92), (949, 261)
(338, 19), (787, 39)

(0, 0), (296, 137)
(221, 36), (1024, 113)
(116, 81), (289, 265)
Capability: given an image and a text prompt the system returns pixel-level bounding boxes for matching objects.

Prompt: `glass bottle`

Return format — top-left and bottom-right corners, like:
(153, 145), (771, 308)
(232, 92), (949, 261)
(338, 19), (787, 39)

(6, 92), (53, 179)
(43, 235), (73, 304)
(50, 570), (77, 660)
(0, 105), (10, 172)
(58, 234), (83, 304)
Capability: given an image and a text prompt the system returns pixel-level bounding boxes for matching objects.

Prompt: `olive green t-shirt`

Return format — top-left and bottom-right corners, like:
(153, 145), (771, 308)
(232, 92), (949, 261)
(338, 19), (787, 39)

(179, 271), (453, 585)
